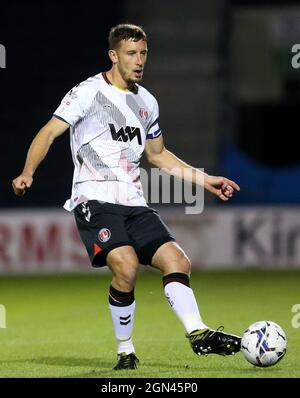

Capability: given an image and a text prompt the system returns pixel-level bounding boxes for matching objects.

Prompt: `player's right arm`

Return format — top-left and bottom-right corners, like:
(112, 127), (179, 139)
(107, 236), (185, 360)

(12, 117), (70, 196)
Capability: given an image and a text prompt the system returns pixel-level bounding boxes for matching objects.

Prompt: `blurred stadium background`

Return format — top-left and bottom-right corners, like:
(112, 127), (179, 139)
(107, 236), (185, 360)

(1, 0), (300, 378)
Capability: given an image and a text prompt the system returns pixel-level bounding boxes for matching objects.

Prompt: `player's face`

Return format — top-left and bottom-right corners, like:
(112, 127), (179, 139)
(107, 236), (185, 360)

(115, 39), (148, 84)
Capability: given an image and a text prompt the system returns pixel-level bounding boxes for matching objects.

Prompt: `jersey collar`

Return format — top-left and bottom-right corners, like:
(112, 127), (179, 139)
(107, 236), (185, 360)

(102, 72), (138, 94)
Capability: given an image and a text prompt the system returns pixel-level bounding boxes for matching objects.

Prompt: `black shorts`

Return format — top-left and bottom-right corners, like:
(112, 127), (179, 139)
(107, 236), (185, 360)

(74, 201), (175, 267)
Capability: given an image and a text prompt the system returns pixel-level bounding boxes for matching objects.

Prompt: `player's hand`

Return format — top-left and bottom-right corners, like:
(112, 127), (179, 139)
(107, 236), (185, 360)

(12, 174), (33, 196)
(204, 175), (240, 201)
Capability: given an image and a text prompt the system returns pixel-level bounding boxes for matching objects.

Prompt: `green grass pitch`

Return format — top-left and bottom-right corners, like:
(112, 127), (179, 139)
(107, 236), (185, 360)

(0, 269), (299, 378)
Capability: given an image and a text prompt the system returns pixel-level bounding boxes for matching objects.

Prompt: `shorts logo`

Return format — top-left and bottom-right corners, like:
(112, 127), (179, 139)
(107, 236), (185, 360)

(98, 228), (111, 243)
(81, 203), (91, 222)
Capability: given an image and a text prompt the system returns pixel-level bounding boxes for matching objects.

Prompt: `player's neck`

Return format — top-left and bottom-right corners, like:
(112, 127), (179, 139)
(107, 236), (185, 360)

(106, 69), (133, 92)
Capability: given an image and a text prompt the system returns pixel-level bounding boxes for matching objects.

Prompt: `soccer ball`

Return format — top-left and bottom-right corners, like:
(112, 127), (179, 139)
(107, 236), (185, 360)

(241, 321), (287, 367)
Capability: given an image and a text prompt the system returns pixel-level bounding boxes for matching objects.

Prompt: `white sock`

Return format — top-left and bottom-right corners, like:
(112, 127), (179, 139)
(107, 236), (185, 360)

(164, 281), (208, 334)
(117, 338), (135, 356)
(109, 301), (136, 354)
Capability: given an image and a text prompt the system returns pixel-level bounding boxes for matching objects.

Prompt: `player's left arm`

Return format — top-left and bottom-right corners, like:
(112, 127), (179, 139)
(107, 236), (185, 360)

(144, 136), (240, 201)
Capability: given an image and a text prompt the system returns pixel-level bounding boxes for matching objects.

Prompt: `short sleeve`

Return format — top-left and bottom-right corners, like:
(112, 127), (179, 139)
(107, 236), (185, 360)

(146, 97), (162, 140)
(53, 82), (94, 127)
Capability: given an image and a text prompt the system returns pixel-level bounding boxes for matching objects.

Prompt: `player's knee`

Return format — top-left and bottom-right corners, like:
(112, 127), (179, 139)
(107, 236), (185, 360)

(177, 252), (191, 275)
(110, 255), (139, 288)
(159, 250), (191, 275)
(116, 266), (138, 287)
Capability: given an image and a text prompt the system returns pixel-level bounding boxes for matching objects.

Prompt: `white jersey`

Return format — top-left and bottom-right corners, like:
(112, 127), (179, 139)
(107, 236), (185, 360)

(53, 72), (162, 211)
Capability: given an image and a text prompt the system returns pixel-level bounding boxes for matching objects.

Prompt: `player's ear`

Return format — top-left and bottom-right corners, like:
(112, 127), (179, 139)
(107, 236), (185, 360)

(108, 49), (118, 64)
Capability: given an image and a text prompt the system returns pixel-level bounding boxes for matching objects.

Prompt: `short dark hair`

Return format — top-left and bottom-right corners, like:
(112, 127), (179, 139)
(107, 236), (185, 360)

(108, 23), (147, 50)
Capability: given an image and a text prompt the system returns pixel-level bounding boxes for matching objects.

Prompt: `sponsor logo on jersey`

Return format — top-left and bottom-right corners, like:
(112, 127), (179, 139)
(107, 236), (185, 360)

(98, 228), (111, 243)
(139, 108), (148, 120)
(109, 123), (142, 145)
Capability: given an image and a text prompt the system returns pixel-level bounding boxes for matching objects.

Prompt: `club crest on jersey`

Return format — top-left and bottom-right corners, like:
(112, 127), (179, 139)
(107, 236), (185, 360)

(139, 108), (148, 120)
(98, 228), (111, 243)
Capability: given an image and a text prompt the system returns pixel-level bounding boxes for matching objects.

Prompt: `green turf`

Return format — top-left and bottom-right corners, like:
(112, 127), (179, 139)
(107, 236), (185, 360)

(0, 269), (299, 378)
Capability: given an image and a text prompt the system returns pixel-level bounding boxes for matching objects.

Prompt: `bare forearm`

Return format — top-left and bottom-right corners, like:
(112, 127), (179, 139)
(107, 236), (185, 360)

(149, 148), (207, 186)
(12, 117), (69, 197)
(148, 147), (240, 200)
(22, 128), (54, 176)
